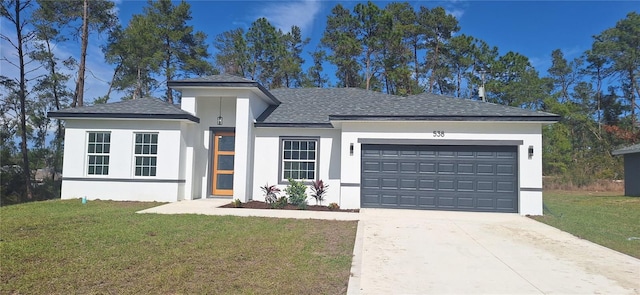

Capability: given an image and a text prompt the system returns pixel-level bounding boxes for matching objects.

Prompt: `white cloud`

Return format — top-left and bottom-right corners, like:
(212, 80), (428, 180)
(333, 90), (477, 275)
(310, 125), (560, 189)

(446, 8), (465, 20)
(256, 0), (323, 33)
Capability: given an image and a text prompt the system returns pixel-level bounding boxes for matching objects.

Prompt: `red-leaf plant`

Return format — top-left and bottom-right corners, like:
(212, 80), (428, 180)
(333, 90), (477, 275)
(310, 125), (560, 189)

(310, 179), (329, 205)
(261, 183), (281, 204)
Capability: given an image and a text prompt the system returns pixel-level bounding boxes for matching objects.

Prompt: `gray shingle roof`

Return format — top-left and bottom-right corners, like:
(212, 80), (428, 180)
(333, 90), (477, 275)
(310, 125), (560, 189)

(47, 97), (200, 123)
(612, 143), (640, 155)
(170, 74), (255, 83)
(167, 74), (280, 104)
(256, 88), (560, 126)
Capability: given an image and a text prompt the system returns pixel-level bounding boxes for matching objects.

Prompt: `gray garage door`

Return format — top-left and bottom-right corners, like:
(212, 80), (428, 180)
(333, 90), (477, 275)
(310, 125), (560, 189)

(361, 145), (518, 212)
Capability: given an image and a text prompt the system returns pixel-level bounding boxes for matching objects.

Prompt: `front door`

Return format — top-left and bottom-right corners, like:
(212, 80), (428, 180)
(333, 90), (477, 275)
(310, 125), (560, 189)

(212, 132), (235, 196)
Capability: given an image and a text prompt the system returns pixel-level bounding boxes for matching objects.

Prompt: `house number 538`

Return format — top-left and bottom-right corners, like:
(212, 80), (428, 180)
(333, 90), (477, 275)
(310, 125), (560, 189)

(433, 131), (445, 137)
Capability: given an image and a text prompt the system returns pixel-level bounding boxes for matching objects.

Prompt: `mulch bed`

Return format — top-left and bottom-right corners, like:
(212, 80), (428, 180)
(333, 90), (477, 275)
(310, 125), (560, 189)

(220, 200), (359, 213)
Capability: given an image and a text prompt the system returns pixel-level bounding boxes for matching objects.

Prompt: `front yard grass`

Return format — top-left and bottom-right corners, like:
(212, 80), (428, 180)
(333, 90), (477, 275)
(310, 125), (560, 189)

(531, 191), (640, 259)
(0, 200), (357, 294)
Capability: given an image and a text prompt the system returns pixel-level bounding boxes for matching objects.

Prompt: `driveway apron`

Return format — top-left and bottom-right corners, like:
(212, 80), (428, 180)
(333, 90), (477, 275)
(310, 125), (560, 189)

(348, 209), (640, 294)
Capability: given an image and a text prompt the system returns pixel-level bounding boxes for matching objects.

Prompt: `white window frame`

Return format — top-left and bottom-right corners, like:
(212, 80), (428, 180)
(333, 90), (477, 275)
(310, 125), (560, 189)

(279, 137), (319, 183)
(133, 133), (158, 177)
(86, 131), (110, 176)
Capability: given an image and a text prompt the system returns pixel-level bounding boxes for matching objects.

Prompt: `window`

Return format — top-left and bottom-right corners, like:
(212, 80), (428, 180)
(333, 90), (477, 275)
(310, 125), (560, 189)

(87, 132), (110, 175)
(281, 138), (318, 182)
(134, 133), (158, 176)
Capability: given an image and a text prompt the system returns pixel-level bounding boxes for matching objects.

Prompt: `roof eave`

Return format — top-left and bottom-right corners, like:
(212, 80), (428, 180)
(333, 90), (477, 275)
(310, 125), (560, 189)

(167, 80), (281, 105)
(47, 112), (200, 123)
(254, 122), (334, 128)
(327, 115), (562, 122)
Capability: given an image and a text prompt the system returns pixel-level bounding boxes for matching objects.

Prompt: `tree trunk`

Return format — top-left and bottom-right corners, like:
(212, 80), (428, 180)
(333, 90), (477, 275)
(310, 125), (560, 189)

(45, 38), (63, 182)
(74, 0), (89, 107)
(428, 41), (440, 93)
(13, 0), (33, 199)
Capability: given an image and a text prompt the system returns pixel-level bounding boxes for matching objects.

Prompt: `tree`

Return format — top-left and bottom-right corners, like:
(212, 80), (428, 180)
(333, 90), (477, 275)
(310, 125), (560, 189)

(35, 0), (117, 107)
(446, 34), (475, 98)
(246, 17), (284, 88)
(486, 51), (549, 109)
(1, 0), (35, 199)
(279, 25), (309, 88)
(103, 17), (160, 100)
(143, 0), (214, 103)
(303, 48), (329, 88)
(322, 4), (362, 88)
(591, 12), (640, 131)
(214, 28), (249, 77)
(418, 6), (459, 93)
(353, 1), (384, 90)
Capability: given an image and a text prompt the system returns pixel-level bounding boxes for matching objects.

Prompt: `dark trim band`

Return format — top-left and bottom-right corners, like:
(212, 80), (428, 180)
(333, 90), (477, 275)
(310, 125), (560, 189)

(255, 123), (334, 128)
(329, 115), (560, 122)
(63, 177), (185, 183)
(340, 183), (360, 187)
(520, 187), (543, 192)
(48, 112), (200, 123)
(357, 139), (524, 146)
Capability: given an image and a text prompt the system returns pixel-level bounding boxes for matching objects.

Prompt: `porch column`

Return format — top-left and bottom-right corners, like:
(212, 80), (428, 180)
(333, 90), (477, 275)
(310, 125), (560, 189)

(233, 96), (252, 202)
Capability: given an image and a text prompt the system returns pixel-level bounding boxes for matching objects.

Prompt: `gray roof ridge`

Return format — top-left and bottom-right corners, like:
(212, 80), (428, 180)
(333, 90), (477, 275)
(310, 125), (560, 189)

(612, 143), (640, 155)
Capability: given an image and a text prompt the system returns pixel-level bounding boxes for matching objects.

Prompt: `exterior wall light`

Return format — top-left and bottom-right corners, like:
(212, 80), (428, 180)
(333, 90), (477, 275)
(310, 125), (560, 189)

(528, 145), (534, 159)
(217, 97), (223, 125)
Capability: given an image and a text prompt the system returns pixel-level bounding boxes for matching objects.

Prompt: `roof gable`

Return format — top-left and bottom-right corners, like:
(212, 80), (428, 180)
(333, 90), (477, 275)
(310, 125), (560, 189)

(48, 97), (200, 123)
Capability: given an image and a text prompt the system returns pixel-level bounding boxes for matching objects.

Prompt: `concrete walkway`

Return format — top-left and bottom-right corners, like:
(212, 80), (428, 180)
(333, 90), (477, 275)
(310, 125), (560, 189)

(348, 209), (640, 294)
(138, 200), (639, 294)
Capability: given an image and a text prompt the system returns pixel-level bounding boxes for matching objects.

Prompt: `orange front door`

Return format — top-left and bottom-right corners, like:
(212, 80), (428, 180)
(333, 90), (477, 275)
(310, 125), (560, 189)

(212, 132), (234, 196)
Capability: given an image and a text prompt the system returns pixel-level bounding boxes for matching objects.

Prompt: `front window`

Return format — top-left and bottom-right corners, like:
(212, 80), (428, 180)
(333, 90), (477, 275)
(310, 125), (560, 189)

(281, 138), (318, 181)
(87, 132), (110, 175)
(134, 133), (158, 176)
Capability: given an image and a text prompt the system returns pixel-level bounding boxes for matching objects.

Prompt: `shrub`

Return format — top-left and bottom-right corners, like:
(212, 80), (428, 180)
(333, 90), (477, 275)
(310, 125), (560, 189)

(232, 199), (242, 208)
(273, 196), (288, 209)
(297, 201), (308, 210)
(285, 178), (307, 206)
(327, 202), (340, 210)
(310, 179), (329, 205)
(260, 183), (281, 204)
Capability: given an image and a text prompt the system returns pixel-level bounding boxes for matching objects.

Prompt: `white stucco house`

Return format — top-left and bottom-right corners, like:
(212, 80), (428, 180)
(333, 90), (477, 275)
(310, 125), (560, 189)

(48, 74), (559, 215)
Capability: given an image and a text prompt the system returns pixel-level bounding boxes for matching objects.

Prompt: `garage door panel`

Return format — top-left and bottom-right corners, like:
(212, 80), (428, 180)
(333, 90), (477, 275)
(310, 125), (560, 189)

(400, 179), (417, 189)
(497, 181), (516, 192)
(399, 195), (417, 206)
(437, 197), (455, 207)
(437, 163), (455, 173)
(361, 144), (518, 212)
(477, 164), (495, 174)
(363, 177), (380, 189)
(363, 161), (381, 172)
(497, 164), (515, 175)
(419, 163), (436, 173)
(382, 162), (398, 172)
(457, 197), (475, 208)
(457, 180), (474, 191)
(437, 179), (455, 190)
(400, 162), (417, 172)
(381, 178), (399, 189)
(457, 163), (474, 174)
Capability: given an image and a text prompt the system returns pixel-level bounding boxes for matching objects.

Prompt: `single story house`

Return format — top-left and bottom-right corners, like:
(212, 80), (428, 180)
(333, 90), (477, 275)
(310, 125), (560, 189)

(612, 143), (640, 196)
(48, 75), (560, 215)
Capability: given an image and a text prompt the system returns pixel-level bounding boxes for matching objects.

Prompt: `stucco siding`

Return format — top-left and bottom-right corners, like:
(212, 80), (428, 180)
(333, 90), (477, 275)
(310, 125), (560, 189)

(252, 128), (342, 206)
(60, 119), (184, 202)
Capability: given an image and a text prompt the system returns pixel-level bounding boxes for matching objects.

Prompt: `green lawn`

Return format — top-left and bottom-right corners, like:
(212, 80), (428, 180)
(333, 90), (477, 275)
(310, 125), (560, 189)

(531, 191), (640, 259)
(0, 200), (357, 294)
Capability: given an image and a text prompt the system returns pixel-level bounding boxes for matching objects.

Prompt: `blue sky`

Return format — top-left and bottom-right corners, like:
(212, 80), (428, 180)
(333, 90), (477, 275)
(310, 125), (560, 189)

(1, 1), (638, 103)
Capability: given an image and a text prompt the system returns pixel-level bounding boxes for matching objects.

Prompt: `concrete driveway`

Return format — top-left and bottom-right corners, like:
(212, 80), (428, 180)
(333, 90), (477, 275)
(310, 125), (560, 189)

(348, 209), (640, 294)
